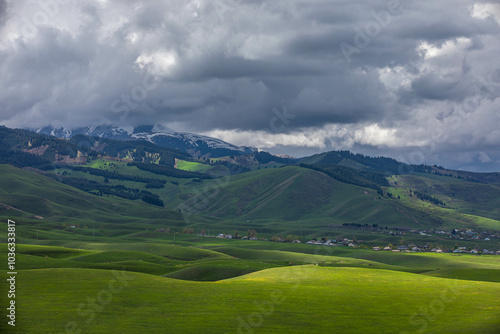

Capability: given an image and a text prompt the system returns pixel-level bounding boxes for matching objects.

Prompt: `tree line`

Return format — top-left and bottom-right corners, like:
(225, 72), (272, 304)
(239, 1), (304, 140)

(51, 175), (164, 207)
(299, 163), (389, 191)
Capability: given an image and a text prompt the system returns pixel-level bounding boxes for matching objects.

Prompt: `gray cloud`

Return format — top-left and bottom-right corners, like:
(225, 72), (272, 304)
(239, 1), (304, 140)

(0, 0), (500, 171)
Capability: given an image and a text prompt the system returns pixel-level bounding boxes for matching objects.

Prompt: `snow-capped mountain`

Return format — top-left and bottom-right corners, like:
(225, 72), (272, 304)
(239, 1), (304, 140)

(34, 124), (254, 158)
(36, 125), (132, 140)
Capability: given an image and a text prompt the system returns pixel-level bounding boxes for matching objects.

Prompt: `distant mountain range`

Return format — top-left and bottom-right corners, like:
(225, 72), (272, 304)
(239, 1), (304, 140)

(16, 124), (500, 184)
(1, 124), (500, 244)
(34, 124), (255, 158)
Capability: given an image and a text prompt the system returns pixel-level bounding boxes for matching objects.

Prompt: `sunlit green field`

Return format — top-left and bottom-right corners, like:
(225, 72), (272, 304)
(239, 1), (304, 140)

(174, 159), (213, 172)
(1, 164), (500, 333)
(2, 265), (499, 333)
(1, 239), (500, 333)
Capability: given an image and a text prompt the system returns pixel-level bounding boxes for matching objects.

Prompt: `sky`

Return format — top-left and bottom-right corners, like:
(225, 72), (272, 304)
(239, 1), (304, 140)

(1, 0), (500, 171)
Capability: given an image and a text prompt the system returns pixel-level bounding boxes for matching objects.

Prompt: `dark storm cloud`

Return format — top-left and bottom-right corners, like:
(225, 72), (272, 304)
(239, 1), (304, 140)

(0, 0), (6, 17)
(0, 0), (499, 170)
(404, 73), (473, 102)
(187, 55), (322, 79)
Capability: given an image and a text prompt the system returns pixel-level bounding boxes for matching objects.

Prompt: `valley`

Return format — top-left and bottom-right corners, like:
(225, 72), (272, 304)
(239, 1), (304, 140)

(0, 125), (499, 333)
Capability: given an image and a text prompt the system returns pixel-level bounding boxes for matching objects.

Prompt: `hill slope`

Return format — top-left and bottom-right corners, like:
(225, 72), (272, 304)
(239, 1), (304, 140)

(5, 266), (499, 333)
(392, 173), (500, 221)
(0, 164), (188, 226)
(179, 166), (445, 230)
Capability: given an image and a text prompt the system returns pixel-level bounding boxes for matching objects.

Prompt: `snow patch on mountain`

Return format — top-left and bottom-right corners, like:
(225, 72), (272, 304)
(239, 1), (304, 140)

(33, 124), (253, 157)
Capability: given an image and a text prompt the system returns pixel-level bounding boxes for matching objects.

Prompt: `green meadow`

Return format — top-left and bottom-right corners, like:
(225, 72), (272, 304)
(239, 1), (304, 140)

(1, 239), (500, 333)
(174, 159), (213, 173)
(1, 164), (500, 333)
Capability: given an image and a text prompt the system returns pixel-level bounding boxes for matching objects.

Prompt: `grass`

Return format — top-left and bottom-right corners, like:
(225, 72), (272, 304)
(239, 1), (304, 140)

(391, 173), (500, 223)
(422, 268), (500, 282)
(163, 259), (284, 281)
(181, 166), (443, 231)
(174, 159), (213, 172)
(1, 163), (500, 332)
(11, 160), (499, 246)
(0, 164), (210, 229)
(1, 231), (500, 333)
(3, 266), (499, 333)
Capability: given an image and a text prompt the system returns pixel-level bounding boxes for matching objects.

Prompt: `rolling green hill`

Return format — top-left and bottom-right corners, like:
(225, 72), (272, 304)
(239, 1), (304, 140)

(1, 225), (499, 333)
(298, 150), (407, 174)
(179, 166), (445, 229)
(392, 173), (500, 220)
(2, 265), (499, 333)
(3, 160), (499, 244)
(2, 126), (500, 333)
(0, 164), (198, 229)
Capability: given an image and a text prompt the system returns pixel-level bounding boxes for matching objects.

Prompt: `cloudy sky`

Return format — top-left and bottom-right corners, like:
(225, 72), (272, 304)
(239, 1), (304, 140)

(1, 0), (500, 171)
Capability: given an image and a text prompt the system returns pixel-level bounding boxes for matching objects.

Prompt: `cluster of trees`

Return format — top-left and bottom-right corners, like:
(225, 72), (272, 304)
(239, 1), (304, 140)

(69, 134), (191, 167)
(52, 175), (164, 207)
(145, 180), (165, 189)
(304, 150), (405, 175)
(61, 166), (167, 187)
(0, 148), (50, 168)
(300, 163), (389, 191)
(0, 127), (195, 173)
(0, 127), (83, 167)
(253, 151), (297, 165)
(142, 193), (164, 207)
(342, 223), (379, 228)
(412, 190), (445, 206)
(128, 162), (211, 179)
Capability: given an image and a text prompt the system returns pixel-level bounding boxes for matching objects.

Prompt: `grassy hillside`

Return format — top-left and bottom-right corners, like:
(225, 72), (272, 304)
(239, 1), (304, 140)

(0, 164), (199, 229)
(2, 162), (499, 252)
(2, 128), (500, 333)
(174, 159), (213, 172)
(179, 166), (445, 230)
(2, 265), (499, 333)
(392, 173), (500, 221)
(298, 150), (406, 174)
(1, 232), (499, 333)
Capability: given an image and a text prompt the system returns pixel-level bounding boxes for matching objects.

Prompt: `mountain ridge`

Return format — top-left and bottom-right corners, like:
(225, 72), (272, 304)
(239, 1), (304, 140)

(33, 124), (255, 158)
